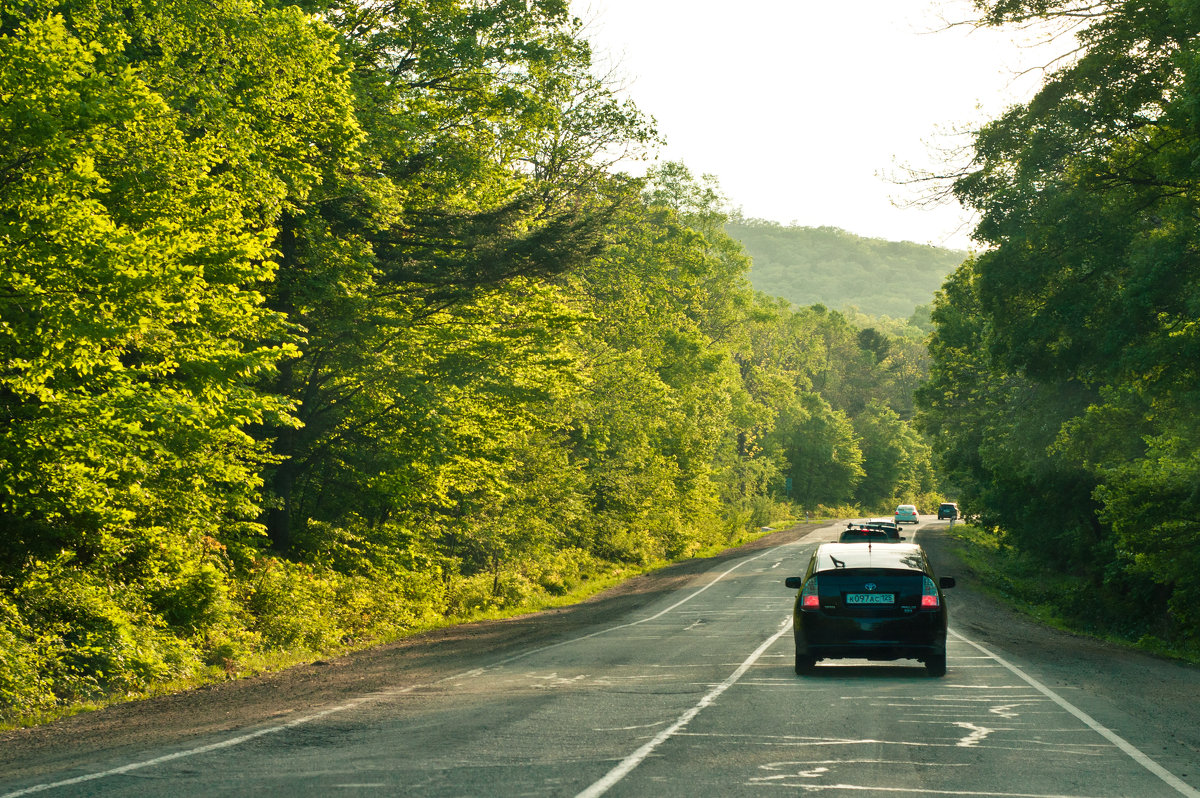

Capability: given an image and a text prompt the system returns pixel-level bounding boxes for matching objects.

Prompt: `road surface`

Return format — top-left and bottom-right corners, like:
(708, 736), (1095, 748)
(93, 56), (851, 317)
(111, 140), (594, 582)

(2, 518), (1197, 796)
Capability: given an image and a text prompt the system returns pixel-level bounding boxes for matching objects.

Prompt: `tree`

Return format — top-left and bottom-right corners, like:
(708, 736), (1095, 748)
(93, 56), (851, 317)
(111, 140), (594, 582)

(919, 0), (1200, 643)
(255, 0), (655, 552)
(772, 393), (863, 509)
(853, 401), (933, 508)
(0, 0), (361, 708)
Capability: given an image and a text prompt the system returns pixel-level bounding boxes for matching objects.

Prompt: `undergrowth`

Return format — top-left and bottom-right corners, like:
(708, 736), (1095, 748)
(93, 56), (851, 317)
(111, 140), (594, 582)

(0, 516), (795, 731)
(944, 523), (1200, 665)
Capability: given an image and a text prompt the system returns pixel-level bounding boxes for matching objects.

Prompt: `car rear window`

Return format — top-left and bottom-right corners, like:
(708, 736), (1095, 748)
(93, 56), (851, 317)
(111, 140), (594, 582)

(839, 529), (889, 542)
(815, 544), (926, 573)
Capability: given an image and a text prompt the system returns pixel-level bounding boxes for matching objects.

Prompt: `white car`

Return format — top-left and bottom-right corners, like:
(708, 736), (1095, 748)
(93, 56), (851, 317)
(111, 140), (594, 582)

(894, 504), (920, 524)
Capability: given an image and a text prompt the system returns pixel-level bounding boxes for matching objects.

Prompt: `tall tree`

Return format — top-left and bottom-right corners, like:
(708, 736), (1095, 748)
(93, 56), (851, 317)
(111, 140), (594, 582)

(256, 0), (654, 551)
(0, 0), (362, 707)
(0, 0), (356, 565)
(920, 0), (1200, 641)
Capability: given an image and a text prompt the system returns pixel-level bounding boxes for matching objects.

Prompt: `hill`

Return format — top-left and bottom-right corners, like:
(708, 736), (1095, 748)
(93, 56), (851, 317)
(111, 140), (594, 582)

(726, 220), (967, 319)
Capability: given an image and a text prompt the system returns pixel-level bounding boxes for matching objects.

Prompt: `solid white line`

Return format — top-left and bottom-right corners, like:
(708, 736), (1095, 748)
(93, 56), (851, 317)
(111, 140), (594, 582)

(492, 541), (802, 667)
(4, 537), (814, 798)
(574, 617), (794, 798)
(753, 785), (1098, 797)
(0, 693), (395, 798)
(949, 629), (1200, 797)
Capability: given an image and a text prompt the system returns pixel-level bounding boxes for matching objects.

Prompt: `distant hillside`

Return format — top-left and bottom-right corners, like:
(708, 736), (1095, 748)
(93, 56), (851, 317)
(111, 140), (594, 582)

(726, 220), (967, 319)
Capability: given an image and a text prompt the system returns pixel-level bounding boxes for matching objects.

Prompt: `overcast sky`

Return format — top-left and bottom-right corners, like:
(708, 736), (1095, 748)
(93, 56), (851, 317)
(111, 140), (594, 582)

(570, 0), (1064, 250)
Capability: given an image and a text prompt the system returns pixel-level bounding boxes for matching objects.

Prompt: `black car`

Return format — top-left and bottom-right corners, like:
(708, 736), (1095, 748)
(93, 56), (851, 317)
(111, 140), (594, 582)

(862, 518), (904, 540)
(784, 542), (955, 676)
(839, 520), (902, 543)
(938, 502), (959, 520)
(838, 527), (891, 543)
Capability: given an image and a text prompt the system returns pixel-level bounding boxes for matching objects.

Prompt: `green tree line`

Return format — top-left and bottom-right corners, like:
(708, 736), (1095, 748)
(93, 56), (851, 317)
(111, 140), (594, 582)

(727, 218), (965, 320)
(0, 0), (937, 723)
(918, 0), (1200, 654)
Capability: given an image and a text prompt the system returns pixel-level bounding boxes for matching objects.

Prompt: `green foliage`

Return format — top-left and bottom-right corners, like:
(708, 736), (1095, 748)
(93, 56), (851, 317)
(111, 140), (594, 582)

(771, 392), (863, 509)
(0, 1), (944, 727)
(946, 523), (1193, 661)
(0, 594), (55, 717)
(853, 401), (935, 508)
(921, 0), (1200, 648)
(727, 220), (966, 319)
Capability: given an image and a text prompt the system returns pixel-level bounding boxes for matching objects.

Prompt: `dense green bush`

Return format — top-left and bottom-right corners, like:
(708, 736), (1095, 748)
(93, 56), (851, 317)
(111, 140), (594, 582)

(0, 1), (943, 728)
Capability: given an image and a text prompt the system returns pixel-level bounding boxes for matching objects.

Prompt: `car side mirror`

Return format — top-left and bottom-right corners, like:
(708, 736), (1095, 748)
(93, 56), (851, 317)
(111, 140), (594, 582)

(940, 576), (956, 589)
(899, 536), (906, 541)
(784, 577), (804, 589)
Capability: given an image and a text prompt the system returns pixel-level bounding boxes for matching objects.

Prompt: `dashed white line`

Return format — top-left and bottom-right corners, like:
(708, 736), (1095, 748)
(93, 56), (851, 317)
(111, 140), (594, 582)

(749, 786), (1101, 797)
(491, 542), (800, 668)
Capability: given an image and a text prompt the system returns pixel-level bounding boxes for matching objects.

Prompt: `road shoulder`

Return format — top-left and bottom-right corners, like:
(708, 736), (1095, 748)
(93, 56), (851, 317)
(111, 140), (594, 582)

(919, 523), (1200, 782)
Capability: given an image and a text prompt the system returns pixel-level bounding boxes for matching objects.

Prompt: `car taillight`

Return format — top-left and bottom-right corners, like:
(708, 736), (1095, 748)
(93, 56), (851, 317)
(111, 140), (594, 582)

(800, 576), (820, 609)
(921, 576), (940, 608)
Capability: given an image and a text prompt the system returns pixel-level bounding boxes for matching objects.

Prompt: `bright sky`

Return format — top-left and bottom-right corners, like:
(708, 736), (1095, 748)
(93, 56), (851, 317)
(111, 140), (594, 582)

(571, 0), (1064, 250)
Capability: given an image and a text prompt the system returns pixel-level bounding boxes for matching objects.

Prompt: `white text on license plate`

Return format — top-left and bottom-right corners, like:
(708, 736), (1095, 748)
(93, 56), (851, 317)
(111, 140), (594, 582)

(846, 593), (895, 604)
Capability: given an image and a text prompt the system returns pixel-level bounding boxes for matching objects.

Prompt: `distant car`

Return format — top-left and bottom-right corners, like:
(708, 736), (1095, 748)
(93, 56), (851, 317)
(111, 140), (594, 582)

(784, 542), (955, 676)
(937, 502), (959, 520)
(894, 504), (920, 524)
(839, 527), (891, 543)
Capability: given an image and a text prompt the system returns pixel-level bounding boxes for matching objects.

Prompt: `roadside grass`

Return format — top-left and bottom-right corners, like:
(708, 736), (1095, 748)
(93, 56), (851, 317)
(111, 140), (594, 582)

(461, 518), (796, 623)
(944, 523), (1200, 666)
(1, 521), (800, 731)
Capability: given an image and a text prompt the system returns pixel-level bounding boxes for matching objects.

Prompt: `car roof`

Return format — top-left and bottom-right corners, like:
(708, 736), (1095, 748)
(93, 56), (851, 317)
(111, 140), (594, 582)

(896, 505), (916, 510)
(813, 542), (927, 573)
(866, 517), (897, 524)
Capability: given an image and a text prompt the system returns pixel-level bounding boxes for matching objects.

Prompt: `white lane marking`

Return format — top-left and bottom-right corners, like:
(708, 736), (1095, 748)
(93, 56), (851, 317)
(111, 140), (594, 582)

(574, 617), (794, 798)
(3, 536), (813, 798)
(953, 721), (995, 747)
(950, 629), (1200, 797)
(593, 720), (671, 732)
(665, 731), (1120, 759)
(758, 757), (972, 770)
(0, 691), (403, 798)
(492, 541), (801, 668)
(989, 703), (1025, 719)
(746, 785), (1096, 797)
(677, 733), (1109, 754)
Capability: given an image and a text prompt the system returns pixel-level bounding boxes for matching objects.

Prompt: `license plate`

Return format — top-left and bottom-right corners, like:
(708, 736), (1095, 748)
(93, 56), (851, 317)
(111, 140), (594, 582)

(846, 593), (895, 604)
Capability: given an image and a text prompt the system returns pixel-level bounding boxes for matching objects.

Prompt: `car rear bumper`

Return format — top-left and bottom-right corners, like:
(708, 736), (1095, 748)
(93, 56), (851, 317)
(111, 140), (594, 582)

(796, 613), (946, 660)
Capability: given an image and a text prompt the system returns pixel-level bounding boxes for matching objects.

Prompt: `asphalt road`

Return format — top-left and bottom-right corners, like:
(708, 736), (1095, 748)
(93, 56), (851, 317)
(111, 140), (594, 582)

(2, 518), (1198, 797)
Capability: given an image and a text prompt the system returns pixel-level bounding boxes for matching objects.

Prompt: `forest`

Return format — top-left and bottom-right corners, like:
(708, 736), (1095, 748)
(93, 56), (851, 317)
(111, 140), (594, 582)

(0, 0), (939, 723)
(918, 0), (1200, 658)
(726, 219), (965, 320)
